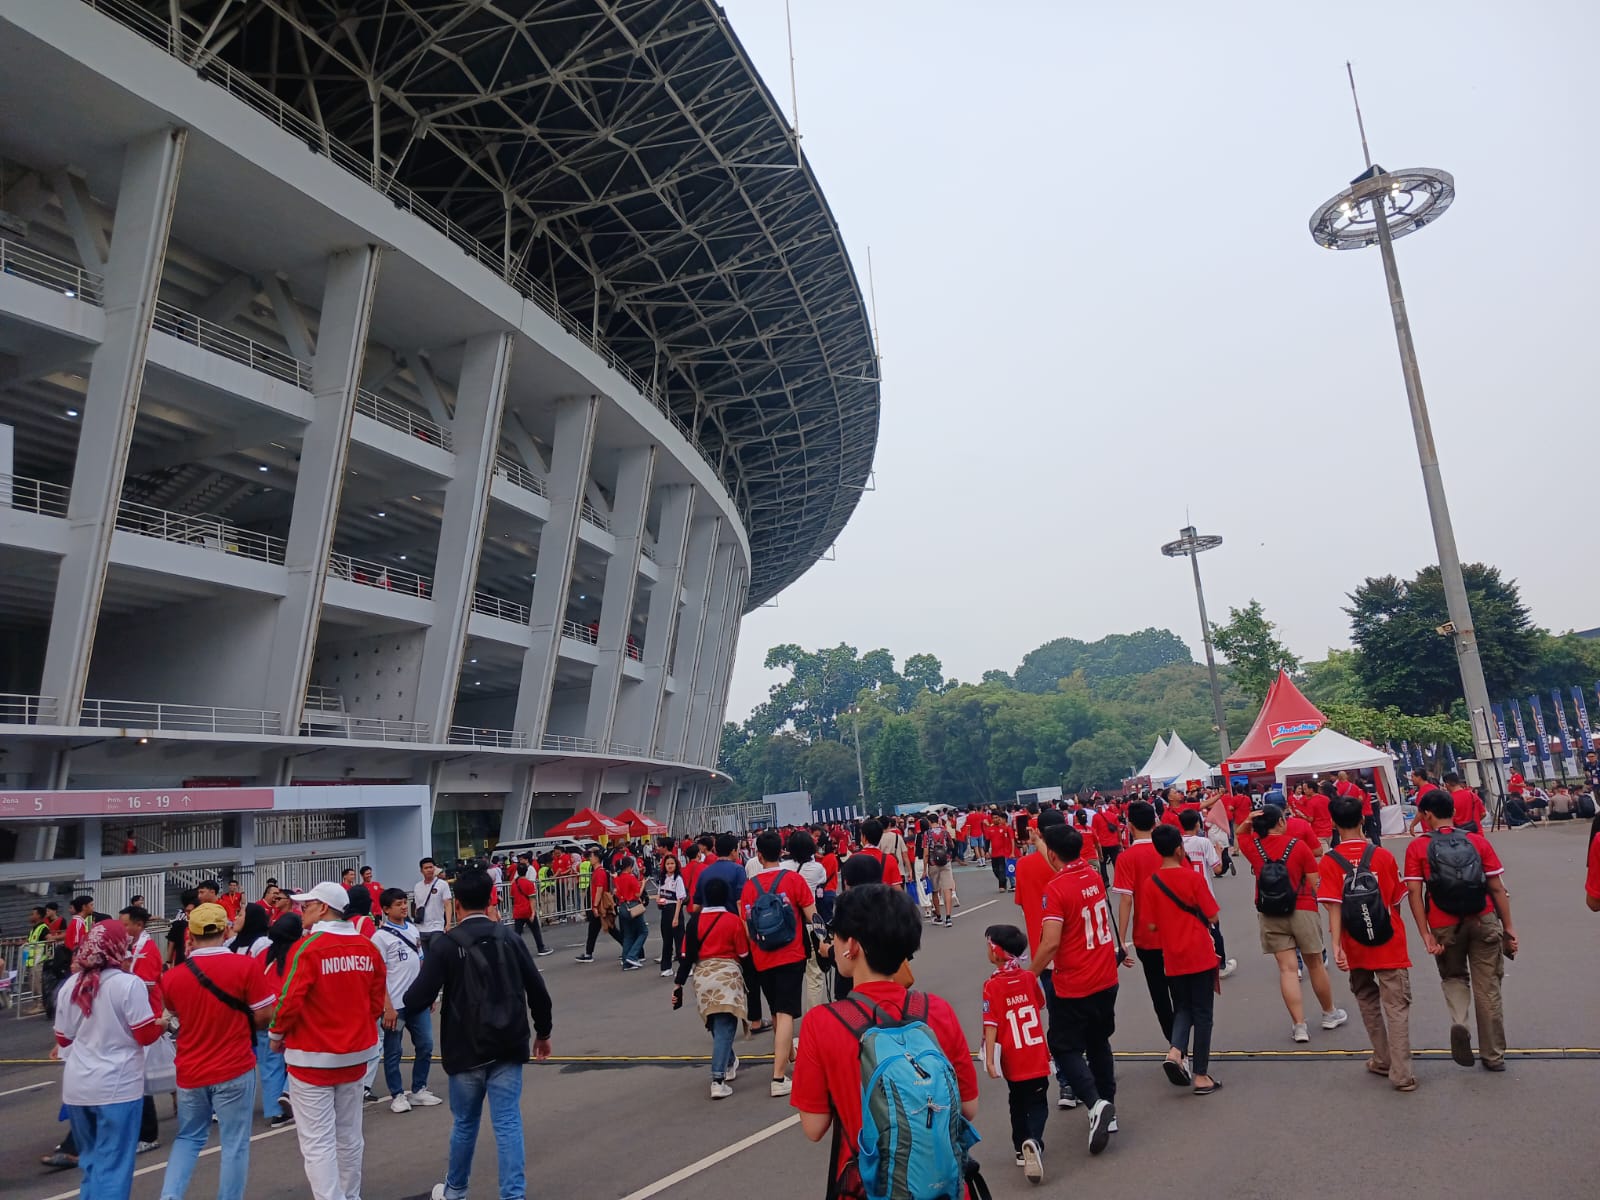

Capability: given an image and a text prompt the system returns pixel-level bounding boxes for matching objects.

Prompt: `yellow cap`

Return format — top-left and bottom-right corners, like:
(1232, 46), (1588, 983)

(188, 902), (230, 936)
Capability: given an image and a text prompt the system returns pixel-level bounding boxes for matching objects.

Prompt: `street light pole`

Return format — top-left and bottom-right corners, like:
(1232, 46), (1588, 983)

(849, 708), (868, 815)
(1308, 67), (1501, 797)
(1161, 526), (1232, 761)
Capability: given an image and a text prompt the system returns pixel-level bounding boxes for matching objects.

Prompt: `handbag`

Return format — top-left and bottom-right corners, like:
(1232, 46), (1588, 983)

(144, 1031), (177, 1096)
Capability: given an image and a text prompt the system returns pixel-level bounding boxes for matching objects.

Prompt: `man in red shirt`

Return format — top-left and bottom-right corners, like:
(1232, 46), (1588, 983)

(1586, 819), (1600, 912)
(159, 902), (277, 1200)
(1012, 810), (1073, 1109)
(1319, 796), (1414, 1090)
(987, 815), (1016, 892)
(1403, 789), (1517, 1071)
(740, 831), (816, 1095)
(219, 879), (246, 924)
(852, 819), (904, 887)
(64, 895), (94, 951)
(510, 861), (550, 956)
(359, 867), (384, 909)
(1141, 826), (1221, 1094)
(1442, 773), (1487, 833)
(1031, 824), (1120, 1156)
(1111, 800), (1172, 1043)
(577, 847), (623, 962)
(1090, 803), (1123, 879)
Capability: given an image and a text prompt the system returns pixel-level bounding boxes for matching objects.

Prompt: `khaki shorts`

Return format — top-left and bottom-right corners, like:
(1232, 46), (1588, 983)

(927, 864), (955, 894)
(1258, 908), (1324, 956)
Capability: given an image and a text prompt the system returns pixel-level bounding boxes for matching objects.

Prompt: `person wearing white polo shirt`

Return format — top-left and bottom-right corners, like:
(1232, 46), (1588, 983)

(413, 857), (455, 952)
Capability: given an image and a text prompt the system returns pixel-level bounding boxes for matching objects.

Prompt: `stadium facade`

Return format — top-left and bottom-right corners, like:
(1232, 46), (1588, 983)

(0, 0), (877, 892)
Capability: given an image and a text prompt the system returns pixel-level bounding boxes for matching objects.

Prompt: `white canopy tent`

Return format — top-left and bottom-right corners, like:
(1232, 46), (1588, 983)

(1145, 731), (1193, 782)
(1157, 749), (1215, 787)
(1274, 728), (1401, 831)
(1135, 735), (1170, 779)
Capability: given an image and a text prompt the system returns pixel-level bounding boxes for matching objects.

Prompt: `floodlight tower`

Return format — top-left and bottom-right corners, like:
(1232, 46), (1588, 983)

(1162, 525), (1231, 761)
(1308, 65), (1498, 788)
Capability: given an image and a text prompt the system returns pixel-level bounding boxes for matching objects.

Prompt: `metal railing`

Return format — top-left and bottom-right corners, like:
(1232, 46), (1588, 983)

(626, 642), (643, 662)
(302, 685), (345, 713)
(580, 498), (612, 532)
(472, 591), (530, 624)
(561, 619), (598, 646)
(354, 388), (453, 451)
(106, 821), (226, 856)
(327, 552), (433, 598)
(448, 726), (530, 750)
(492, 454), (548, 498)
(298, 713), (431, 743)
(78, 698), (282, 734)
(239, 856), (363, 897)
(151, 299), (312, 389)
(610, 742), (645, 757)
(255, 811), (360, 846)
(0, 237), (105, 304)
(541, 733), (598, 753)
(641, 542), (657, 563)
(116, 498), (286, 564)
(536, 873), (589, 924)
(0, 694), (60, 724)
(78, 0), (737, 501)
(77, 874), (169, 915)
(1, 474), (71, 518)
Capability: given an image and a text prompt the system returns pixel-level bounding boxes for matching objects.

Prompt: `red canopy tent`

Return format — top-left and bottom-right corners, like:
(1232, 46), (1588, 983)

(1222, 670), (1326, 782)
(614, 807), (668, 837)
(544, 808), (628, 839)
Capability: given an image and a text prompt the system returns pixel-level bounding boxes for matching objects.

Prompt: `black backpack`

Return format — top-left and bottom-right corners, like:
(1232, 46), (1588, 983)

(1425, 830), (1488, 918)
(1325, 845), (1394, 946)
(1578, 793), (1597, 820)
(448, 922), (529, 1061)
(926, 828), (951, 868)
(1253, 836), (1300, 917)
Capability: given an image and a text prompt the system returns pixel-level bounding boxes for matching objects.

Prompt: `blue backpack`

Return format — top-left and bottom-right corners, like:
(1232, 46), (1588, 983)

(825, 993), (985, 1200)
(746, 872), (798, 951)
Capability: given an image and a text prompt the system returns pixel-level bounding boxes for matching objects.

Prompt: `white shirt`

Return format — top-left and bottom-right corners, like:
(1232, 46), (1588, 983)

(796, 860), (828, 895)
(235, 936), (271, 957)
(54, 969), (159, 1106)
(656, 874), (688, 905)
(1182, 834), (1221, 898)
(373, 921), (424, 1008)
(488, 864), (504, 887)
(413, 876), (453, 933)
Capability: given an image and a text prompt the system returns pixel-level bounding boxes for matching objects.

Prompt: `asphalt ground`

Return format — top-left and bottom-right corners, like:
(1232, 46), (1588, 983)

(3, 821), (1596, 1200)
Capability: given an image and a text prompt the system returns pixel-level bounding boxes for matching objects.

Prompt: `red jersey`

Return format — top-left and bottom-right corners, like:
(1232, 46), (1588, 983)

(1111, 840), (1164, 950)
(851, 847), (903, 886)
(1335, 779), (1373, 816)
(792, 983), (977, 1184)
(589, 866), (611, 907)
(1450, 788), (1487, 829)
(680, 855), (711, 905)
(65, 914), (91, 951)
(1091, 809), (1121, 848)
(269, 921), (387, 1085)
(510, 874), (537, 921)
(1301, 793), (1333, 841)
(1012, 853), (1061, 959)
(987, 822), (1016, 859)
(363, 882), (384, 908)
(163, 947), (276, 1088)
(819, 853), (841, 891)
(981, 966), (1050, 1081)
(686, 908), (749, 961)
(614, 871), (643, 904)
(1587, 830), (1600, 903)
(739, 869), (814, 970)
(1317, 839), (1410, 971)
(1225, 793), (1252, 827)
(129, 930), (164, 1013)
(1239, 832), (1320, 912)
(1139, 866), (1220, 977)
(219, 893), (245, 922)
(1402, 827), (1504, 927)
(1040, 860), (1119, 997)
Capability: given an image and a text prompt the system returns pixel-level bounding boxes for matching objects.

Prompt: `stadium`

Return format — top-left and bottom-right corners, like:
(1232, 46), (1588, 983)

(0, 0), (877, 905)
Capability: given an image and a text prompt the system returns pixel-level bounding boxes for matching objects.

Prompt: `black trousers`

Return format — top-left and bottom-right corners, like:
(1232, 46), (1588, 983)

(585, 913), (622, 955)
(743, 955), (764, 1022)
(1168, 970), (1216, 1075)
(1006, 1076), (1049, 1150)
(659, 903), (680, 970)
(991, 856), (1010, 890)
(1136, 946), (1175, 1042)
(1363, 813), (1383, 845)
(514, 916), (546, 953)
(1044, 984), (1118, 1107)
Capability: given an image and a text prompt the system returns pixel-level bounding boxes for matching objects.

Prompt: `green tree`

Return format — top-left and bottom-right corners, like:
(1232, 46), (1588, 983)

(1013, 629), (1191, 693)
(1063, 728), (1139, 791)
(1346, 564), (1536, 713)
(869, 717), (927, 814)
(1299, 648), (1367, 707)
(1210, 599), (1299, 704)
(980, 669), (1014, 687)
(1318, 702), (1471, 760)
(755, 643), (901, 739)
(801, 738), (861, 811)
(901, 653), (946, 697)
(1521, 632), (1600, 692)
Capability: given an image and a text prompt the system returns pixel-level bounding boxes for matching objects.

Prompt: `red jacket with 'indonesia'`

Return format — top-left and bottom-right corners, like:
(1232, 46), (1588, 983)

(270, 920), (387, 1084)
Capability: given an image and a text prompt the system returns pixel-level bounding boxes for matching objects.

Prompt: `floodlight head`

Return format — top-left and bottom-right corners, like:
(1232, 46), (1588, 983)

(1161, 528), (1223, 558)
(1309, 166), (1454, 250)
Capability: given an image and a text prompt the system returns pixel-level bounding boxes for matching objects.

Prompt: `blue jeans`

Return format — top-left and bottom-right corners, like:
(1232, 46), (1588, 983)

(255, 1030), (288, 1119)
(620, 909), (648, 963)
(160, 1067), (256, 1200)
(68, 1098), (142, 1199)
(709, 1012), (737, 1081)
(383, 1007), (435, 1097)
(445, 1061), (525, 1200)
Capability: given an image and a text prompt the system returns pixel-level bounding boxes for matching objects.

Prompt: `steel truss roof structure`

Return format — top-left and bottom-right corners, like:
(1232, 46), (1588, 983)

(134, 0), (879, 607)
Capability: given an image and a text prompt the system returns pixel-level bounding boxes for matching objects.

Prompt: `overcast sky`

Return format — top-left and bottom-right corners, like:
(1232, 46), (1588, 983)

(717, 0), (1599, 722)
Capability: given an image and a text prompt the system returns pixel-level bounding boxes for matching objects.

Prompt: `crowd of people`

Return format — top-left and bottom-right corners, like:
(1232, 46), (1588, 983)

(31, 766), (1600, 1200)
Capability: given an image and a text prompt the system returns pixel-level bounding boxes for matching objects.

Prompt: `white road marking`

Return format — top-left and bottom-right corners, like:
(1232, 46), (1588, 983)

(950, 897), (1005, 920)
(616, 1113), (802, 1200)
(0, 1079), (53, 1098)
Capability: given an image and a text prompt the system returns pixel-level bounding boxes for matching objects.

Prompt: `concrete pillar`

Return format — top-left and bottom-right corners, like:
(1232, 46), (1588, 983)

(655, 517), (721, 761)
(583, 446), (656, 750)
(82, 819), (104, 883)
(683, 544), (735, 765)
(697, 571), (747, 766)
(415, 332), (514, 739)
(622, 484), (694, 753)
(262, 246), (383, 733)
(512, 396), (599, 743)
(39, 128), (187, 721)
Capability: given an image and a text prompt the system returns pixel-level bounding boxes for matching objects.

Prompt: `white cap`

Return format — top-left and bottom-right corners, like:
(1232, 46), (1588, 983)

(291, 881), (351, 911)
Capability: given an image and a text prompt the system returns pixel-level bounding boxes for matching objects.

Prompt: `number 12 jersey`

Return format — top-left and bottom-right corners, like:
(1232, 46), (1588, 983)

(981, 965), (1051, 1081)
(1040, 858), (1119, 997)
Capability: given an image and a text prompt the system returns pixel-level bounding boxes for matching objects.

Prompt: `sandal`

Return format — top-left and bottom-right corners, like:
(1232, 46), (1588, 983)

(40, 1152), (78, 1169)
(1192, 1077), (1222, 1096)
(1162, 1057), (1192, 1087)
(747, 1020), (773, 1037)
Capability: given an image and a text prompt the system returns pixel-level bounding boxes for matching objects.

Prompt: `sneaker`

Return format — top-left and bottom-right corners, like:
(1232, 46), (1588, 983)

(1087, 1100), (1114, 1156)
(1058, 1088), (1077, 1110)
(1108, 1117), (1119, 1133)
(137, 1140), (160, 1154)
(726, 1054), (740, 1082)
(622, 961), (642, 971)
(1014, 1151), (1026, 1168)
(944, 917), (953, 928)
(660, 968), (674, 977)
(269, 1113), (292, 1129)
(432, 1185), (449, 1200)
(536, 948), (554, 957)
(279, 1096), (293, 1123)
(1449, 1022), (1476, 1067)
(770, 1077), (792, 1098)
(391, 1093), (412, 1113)
(1292, 1023), (1310, 1043)
(574, 953), (595, 962)
(1320, 1008), (1349, 1031)
(1022, 1138), (1044, 1184)
(710, 1080), (733, 1100)
(363, 1087), (375, 1103)
(1218, 958), (1238, 979)
(409, 1087), (443, 1107)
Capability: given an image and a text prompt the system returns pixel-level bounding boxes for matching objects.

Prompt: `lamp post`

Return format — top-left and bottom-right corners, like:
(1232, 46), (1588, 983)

(1162, 525), (1231, 761)
(848, 707), (868, 816)
(1307, 65), (1500, 794)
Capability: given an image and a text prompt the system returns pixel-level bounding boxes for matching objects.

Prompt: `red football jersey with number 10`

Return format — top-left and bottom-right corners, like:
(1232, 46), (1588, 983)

(981, 966), (1051, 1081)
(1041, 859), (1120, 998)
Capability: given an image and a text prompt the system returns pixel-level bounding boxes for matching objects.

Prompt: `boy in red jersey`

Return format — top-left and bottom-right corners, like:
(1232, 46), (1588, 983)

(982, 924), (1051, 1183)
(1141, 826), (1221, 1095)
(1031, 824), (1120, 1157)
(987, 816), (1016, 892)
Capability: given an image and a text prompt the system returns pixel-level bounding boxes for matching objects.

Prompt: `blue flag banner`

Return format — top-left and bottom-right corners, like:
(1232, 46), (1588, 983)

(1575, 686), (1596, 753)
(1491, 704), (1512, 765)
(1529, 695), (1555, 775)
(1509, 699), (1537, 780)
(1445, 741), (1459, 773)
(1552, 688), (1579, 774)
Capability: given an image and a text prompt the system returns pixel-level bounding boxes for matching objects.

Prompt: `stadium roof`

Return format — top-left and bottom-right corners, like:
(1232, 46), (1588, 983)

(148, 0), (880, 607)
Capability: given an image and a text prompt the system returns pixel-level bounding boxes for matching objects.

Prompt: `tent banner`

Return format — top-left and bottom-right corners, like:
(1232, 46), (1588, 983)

(1268, 720), (1321, 747)
(1574, 686), (1595, 753)
(1509, 699), (1539, 780)
(1552, 689), (1579, 772)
